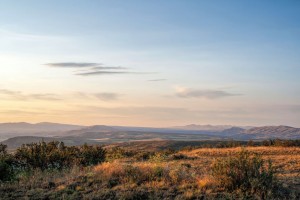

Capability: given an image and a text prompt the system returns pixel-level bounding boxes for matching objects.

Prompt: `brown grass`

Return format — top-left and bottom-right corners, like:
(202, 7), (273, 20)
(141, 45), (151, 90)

(181, 146), (300, 190)
(1, 146), (299, 199)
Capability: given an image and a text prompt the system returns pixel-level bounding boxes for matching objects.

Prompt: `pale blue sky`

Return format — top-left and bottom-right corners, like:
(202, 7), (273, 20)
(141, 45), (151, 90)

(0, 0), (299, 126)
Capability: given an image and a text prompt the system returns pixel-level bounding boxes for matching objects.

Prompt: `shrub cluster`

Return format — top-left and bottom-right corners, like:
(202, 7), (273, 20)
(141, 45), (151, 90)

(0, 143), (295, 199)
(262, 139), (300, 147)
(149, 149), (176, 162)
(181, 139), (300, 151)
(15, 141), (106, 171)
(0, 144), (15, 181)
(106, 147), (178, 162)
(106, 147), (134, 161)
(211, 149), (289, 199)
(0, 141), (106, 182)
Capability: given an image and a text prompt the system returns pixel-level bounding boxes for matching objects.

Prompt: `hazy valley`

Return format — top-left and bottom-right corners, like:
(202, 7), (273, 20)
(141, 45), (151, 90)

(1, 122), (300, 150)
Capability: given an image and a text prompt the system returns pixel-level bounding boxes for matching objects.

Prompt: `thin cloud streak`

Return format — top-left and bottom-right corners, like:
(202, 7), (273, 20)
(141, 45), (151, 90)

(45, 62), (101, 68)
(175, 87), (240, 99)
(94, 92), (121, 101)
(76, 71), (130, 76)
(46, 61), (155, 76)
(0, 89), (61, 101)
(92, 66), (127, 70)
(73, 92), (122, 101)
(148, 79), (167, 82)
(76, 71), (155, 76)
(0, 109), (44, 115)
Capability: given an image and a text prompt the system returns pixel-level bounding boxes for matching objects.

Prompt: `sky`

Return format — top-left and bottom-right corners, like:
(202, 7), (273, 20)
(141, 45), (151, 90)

(0, 0), (299, 127)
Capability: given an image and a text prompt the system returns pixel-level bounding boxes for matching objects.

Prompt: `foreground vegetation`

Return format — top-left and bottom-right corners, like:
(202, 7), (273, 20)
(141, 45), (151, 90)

(0, 141), (300, 199)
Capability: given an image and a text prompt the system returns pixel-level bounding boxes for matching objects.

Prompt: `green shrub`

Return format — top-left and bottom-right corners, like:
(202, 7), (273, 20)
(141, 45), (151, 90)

(152, 166), (164, 178)
(14, 141), (106, 171)
(0, 144), (15, 182)
(106, 147), (134, 161)
(133, 151), (154, 161)
(77, 144), (106, 166)
(149, 149), (175, 163)
(171, 153), (188, 160)
(0, 144), (8, 157)
(211, 149), (289, 199)
(0, 159), (14, 182)
(149, 153), (168, 163)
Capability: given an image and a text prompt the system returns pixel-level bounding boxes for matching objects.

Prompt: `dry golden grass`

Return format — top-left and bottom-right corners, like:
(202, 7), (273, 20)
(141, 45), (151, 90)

(1, 146), (299, 199)
(94, 147), (300, 190)
(183, 146), (300, 157)
(90, 146), (300, 196)
(180, 146), (300, 190)
(94, 146), (300, 193)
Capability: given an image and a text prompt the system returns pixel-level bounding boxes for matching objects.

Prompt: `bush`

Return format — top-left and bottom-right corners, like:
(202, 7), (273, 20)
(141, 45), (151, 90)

(0, 144), (15, 182)
(0, 144), (8, 157)
(14, 141), (106, 171)
(133, 151), (154, 161)
(171, 153), (188, 160)
(211, 149), (289, 199)
(106, 147), (134, 161)
(149, 149), (175, 162)
(77, 144), (106, 166)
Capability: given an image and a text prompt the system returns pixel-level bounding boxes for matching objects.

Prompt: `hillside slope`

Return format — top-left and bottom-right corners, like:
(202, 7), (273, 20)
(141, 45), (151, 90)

(238, 126), (300, 139)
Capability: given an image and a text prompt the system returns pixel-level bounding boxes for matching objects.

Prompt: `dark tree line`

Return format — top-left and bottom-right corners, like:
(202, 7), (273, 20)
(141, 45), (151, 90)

(182, 139), (300, 150)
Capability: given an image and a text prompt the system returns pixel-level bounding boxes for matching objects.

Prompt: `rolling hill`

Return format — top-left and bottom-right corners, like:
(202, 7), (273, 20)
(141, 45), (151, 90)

(238, 126), (300, 139)
(1, 123), (300, 150)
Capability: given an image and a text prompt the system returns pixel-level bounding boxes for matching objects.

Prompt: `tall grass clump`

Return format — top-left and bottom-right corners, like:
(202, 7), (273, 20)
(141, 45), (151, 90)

(211, 149), (290, 199)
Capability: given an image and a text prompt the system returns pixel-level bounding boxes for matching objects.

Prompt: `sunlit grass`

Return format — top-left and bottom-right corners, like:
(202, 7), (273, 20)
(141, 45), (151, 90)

(1, 146), (299, 199)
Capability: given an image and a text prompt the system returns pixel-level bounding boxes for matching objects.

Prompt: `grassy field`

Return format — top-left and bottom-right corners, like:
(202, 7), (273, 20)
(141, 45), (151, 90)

(183, 147), (300, 191)
(1, 144), (300, 199)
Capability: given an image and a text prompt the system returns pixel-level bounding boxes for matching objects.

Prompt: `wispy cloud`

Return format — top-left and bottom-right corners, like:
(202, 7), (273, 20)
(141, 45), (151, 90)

(92, 66), (127, 70)
(0, 109), (44, 115)
(0, 89), (61, 101)
(74, 92), (122, 101)
(148, 79), (167, 82)
(175, 87), (240, 99)
(75, 71), (153, 76)
(79, 105), (196, 120)
(75, 71), (130, 76)
(45, 62), (100, 68)
(46, 62), (154, 76)
(0, 89), (124, 102)
(94, 92), (121, 101)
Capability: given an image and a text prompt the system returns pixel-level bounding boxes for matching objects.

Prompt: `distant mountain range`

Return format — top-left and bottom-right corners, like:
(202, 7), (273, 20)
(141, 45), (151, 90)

(237, 126), (300, 139)
(172, 124), (234, 131)
(0, 122), (84, 142)
(0, 122), (299, 150)
(0, 122), (83, 135)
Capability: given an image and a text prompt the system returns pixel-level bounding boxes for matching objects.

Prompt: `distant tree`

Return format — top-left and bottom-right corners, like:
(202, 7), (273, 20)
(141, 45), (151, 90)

(0, 144), (15, 182)
(247, 140), (255, 146)
(77, 143), (106, 166)
(0, 144), (7, 156)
